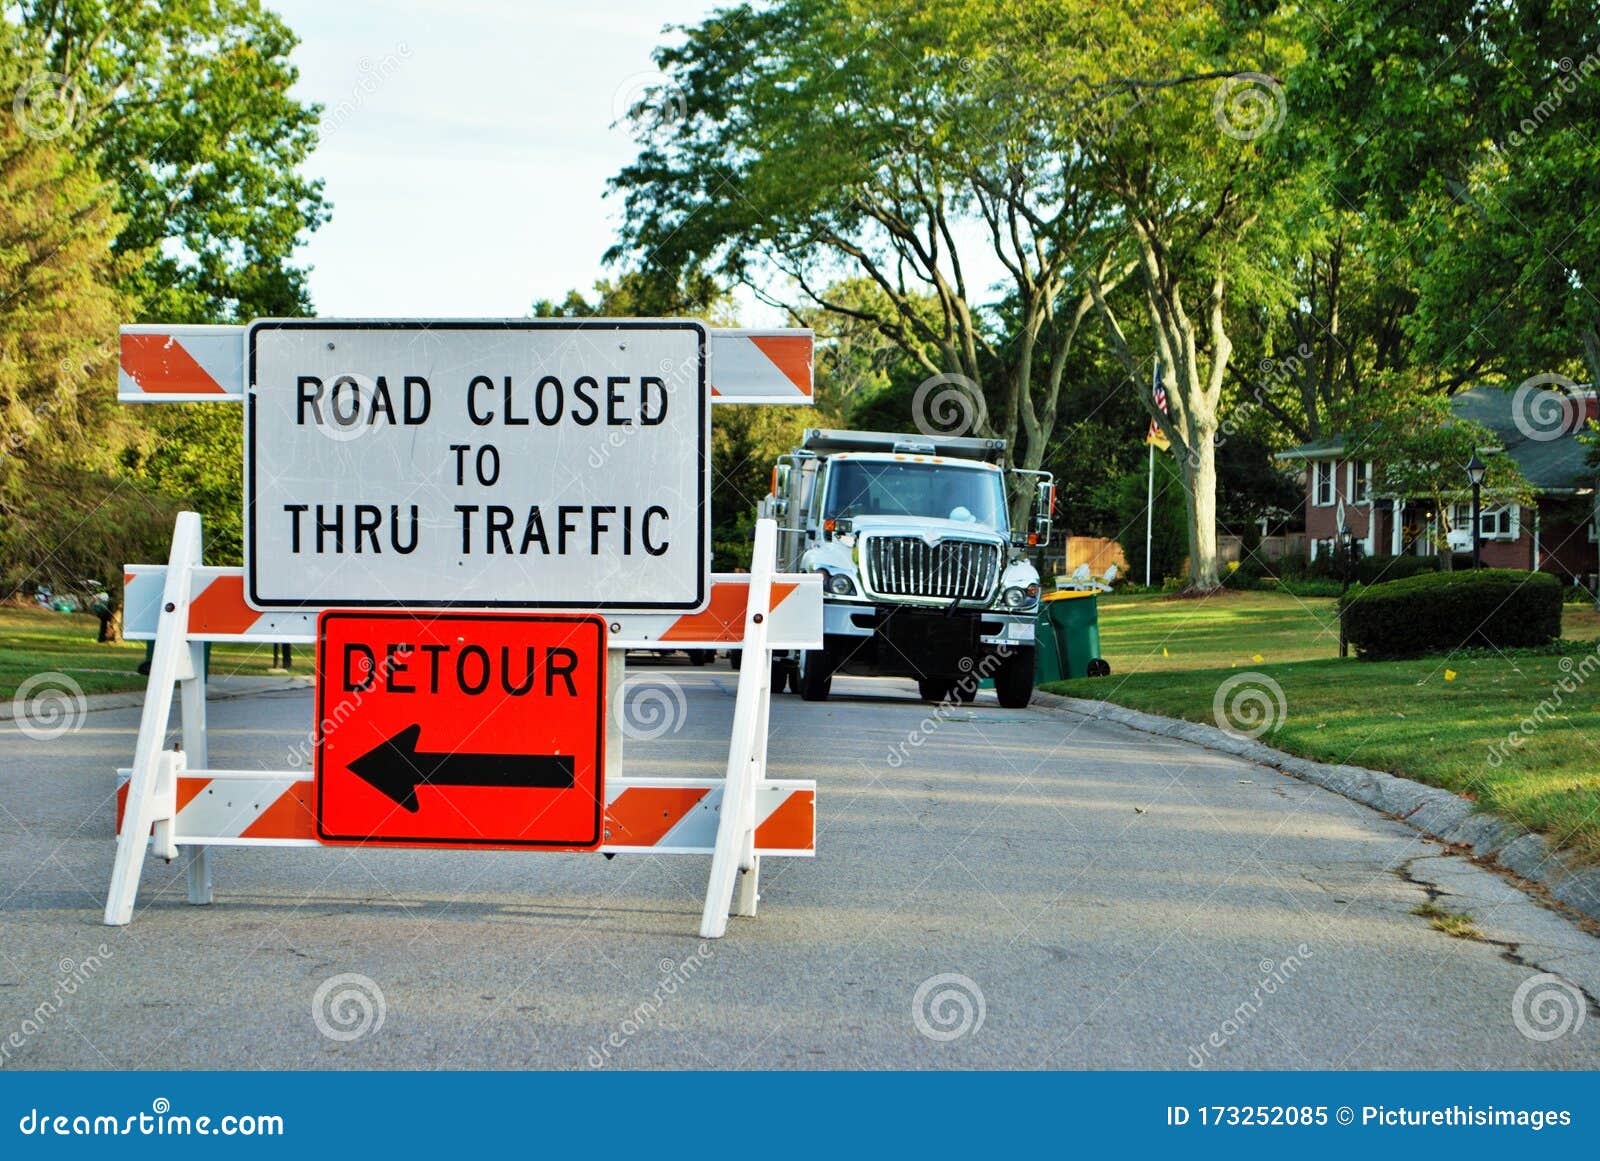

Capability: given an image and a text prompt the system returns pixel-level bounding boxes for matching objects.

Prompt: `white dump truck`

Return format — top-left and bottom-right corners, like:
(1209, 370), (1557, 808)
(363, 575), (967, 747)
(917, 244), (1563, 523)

(759, 428), (1052, 707)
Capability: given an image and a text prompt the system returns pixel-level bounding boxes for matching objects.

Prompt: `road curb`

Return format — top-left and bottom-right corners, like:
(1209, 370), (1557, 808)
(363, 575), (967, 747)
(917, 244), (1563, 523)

(0, 675), (314, 721)
(1031, 690), (1600, 928)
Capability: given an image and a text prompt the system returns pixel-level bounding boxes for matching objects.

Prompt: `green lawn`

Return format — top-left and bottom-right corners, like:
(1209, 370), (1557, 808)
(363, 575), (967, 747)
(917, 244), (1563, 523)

(0, 604), (289, 701)
(1043, 591), (1600, 862)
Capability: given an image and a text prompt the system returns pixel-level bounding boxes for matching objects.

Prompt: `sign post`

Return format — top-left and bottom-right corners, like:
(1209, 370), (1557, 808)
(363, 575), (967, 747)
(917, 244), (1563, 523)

(106, 318), (821, 937)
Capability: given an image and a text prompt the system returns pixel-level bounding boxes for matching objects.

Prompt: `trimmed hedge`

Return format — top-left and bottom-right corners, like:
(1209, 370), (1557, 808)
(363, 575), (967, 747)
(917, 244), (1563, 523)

(1338, 568), (1562, 659)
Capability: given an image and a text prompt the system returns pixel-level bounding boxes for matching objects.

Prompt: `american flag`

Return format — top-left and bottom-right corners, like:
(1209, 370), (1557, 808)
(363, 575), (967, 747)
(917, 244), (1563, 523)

(1145, 364), (1170, 450)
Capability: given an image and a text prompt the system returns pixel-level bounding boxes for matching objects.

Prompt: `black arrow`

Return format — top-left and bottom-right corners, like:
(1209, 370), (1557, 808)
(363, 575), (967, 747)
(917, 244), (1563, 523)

(346, 724), (575, 813)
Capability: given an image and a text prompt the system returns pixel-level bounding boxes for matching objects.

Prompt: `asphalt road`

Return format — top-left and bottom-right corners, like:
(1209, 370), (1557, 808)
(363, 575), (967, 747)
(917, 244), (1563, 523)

(3, 663), (1598, 1070)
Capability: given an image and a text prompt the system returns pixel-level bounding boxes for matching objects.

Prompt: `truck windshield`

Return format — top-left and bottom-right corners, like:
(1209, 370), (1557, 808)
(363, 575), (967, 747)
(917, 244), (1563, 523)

(824, 460), (1008, 530)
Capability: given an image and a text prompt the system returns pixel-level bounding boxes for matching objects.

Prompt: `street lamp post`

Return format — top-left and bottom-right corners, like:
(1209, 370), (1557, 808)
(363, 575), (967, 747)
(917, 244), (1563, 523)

(1465, 453), (1486, 570)
(1338, 521), (1354, 658)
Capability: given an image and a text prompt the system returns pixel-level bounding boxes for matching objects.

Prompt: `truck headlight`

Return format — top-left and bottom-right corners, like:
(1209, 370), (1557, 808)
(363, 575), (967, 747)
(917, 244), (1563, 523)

(1000, 583), (1039, 610)
(823, 570), (858, 596)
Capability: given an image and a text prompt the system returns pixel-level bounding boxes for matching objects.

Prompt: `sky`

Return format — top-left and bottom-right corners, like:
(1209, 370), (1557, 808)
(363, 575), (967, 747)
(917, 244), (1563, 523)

(272, 0), (730, 319)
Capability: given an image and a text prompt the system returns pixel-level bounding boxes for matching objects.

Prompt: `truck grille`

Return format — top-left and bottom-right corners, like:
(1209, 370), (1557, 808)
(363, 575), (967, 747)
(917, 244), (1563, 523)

(863, 536), (1001, 602)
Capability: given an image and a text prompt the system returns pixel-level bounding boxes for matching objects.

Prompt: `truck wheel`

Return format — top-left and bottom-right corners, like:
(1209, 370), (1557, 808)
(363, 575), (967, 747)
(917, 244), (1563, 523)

(728, 649), (742, 671)
(798, 649), (832, 701)
(917, 678), (951, 703)
(689, 649), (714, 666)
(950, 675), (978, 703)
(994, 648), (1036, 709)
(771, 658), (792, 693)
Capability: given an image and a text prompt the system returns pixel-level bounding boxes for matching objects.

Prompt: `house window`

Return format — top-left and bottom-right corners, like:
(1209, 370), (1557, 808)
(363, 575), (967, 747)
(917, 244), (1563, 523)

(1313, 461), (1334, 507)
(1351, 461), (1372, 504)
(1481, 506), (1517, 539)
(1454, 503), (1518, 540)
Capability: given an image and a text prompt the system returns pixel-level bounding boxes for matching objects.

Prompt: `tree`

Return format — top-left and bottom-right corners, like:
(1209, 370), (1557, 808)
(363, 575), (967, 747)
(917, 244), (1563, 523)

(607, 0), (1125, 487)
(0, 25), (177, 633)
(1072, 1), (1306, 590)
(1299, 0), (1600, 388)
(18, 0), (328, 322)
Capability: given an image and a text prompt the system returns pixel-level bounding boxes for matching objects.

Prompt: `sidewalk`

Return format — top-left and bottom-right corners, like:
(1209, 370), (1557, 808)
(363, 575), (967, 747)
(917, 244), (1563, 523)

(0, 673), (312, 721)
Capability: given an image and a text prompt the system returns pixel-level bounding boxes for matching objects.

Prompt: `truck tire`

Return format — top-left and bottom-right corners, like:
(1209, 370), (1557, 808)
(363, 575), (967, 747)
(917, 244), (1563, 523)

(917, 678), (951, 703)
(951, 676), (978, 703)
(798, 649), (832, 701)
(994, 648), (1036, 709)
(688, 649), (714, 666)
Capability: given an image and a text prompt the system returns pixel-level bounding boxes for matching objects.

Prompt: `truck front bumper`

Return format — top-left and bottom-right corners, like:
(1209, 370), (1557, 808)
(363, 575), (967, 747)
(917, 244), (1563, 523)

(806, 601), (1034, 680)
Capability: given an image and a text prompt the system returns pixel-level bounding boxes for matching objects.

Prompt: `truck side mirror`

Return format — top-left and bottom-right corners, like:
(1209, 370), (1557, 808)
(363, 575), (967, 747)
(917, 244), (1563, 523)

(1033, 481), (1053, 544)
(770, 463), (791, 517)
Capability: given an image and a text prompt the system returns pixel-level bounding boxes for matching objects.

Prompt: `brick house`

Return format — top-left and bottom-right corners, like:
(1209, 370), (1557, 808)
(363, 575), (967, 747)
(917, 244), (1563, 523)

(1275, 386), (1598, 586)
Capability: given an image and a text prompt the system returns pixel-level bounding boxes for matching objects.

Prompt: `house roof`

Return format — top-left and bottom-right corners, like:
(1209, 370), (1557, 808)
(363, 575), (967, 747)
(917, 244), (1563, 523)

(1274, 385), (1596, 493)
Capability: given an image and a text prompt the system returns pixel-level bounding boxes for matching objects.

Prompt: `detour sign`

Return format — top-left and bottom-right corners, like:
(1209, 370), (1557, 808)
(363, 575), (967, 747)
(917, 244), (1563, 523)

(314, 611), (606, 849)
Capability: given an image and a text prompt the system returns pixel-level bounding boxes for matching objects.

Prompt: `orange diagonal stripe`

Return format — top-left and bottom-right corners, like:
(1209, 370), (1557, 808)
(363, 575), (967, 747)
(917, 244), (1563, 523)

(187, 575), (261, 635)
(120, 333), (225, 395)
(748, 335), (812, 396)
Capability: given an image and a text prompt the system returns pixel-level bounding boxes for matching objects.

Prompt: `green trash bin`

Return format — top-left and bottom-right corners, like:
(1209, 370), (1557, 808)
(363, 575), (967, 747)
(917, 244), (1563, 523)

(1034, 590), (1109, 683)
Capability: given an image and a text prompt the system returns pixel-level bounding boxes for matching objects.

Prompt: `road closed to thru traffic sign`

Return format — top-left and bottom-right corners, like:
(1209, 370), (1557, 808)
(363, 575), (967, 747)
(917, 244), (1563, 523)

(246, 319), (709, 610)
(315, 610), (607, 849)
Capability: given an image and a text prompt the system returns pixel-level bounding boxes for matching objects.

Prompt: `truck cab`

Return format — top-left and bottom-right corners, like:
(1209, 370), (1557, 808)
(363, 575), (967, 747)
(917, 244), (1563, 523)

(761, 429), (1051, 708)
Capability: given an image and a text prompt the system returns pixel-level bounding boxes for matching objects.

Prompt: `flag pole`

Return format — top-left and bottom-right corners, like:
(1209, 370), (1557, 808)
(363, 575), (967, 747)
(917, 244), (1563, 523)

(1145, 356), (1157, 587)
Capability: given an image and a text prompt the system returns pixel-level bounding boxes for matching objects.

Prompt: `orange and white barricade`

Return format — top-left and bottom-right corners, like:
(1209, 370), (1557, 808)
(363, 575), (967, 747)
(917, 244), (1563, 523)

(107, 321), (818, 938)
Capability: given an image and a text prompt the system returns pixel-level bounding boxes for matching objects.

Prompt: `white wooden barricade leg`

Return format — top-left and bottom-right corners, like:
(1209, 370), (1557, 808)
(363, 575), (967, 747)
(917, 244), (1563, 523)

(105, 512), (202, 925)
(700, 518), (777, 938)
(180, 632), (213, 905)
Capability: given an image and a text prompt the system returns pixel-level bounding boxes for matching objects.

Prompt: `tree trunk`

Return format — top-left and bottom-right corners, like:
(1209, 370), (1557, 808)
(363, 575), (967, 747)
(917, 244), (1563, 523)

(97, 605), (121, 644)
(1183, 432), (1221, 590)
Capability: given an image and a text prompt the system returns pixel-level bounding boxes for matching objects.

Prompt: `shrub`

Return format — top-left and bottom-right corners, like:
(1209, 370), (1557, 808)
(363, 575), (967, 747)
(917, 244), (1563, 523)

(1339, 569), (1562, 659)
